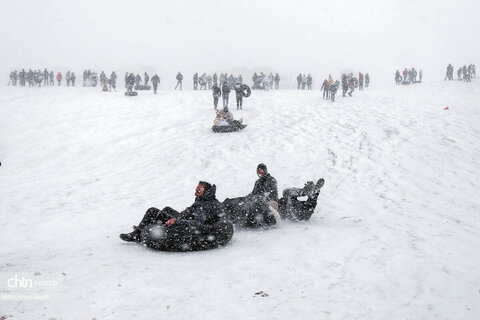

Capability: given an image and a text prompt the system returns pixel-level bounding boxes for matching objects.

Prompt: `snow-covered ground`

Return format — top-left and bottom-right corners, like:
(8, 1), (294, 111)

(1, 80), (479, 319)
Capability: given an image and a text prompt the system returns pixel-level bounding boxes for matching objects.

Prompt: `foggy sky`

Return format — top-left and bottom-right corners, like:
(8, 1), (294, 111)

(1, 0), (479, 87)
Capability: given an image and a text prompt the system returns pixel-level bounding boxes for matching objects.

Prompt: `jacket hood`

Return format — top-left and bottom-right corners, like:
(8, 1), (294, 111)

(197, 181), (217, 201)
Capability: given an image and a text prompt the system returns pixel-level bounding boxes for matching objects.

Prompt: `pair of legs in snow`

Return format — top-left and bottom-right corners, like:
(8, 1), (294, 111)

(120, 207), (184, 242)
(236, 96), (243, 109)
(223, 178), (325, 228)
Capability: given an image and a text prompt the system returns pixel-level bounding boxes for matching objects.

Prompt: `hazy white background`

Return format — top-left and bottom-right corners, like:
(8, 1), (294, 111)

(1, 0), (479, 87)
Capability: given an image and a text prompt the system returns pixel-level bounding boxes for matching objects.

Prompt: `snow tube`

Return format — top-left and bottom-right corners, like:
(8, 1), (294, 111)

(125, 91), (138, 96)
(241, 84), (251, 97)
(134, 85), (151, 90)
(212, 124), (247, 133)
(140, 221), (234, 251)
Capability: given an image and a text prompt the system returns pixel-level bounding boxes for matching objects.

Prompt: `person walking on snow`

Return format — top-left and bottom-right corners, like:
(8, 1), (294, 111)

(175, 72), (183, 90)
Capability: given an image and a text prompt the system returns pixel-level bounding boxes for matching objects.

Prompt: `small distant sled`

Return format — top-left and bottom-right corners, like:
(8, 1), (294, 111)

(241, 84), (251, 97)
(140, 221), (234, 251)
(125, 91), (138, 96)
(212, 124), (247, 133)
(134, 85), (151, 90)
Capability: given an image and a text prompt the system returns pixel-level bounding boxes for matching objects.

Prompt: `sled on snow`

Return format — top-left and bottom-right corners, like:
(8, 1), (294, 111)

(212, 124), (247, 133)
(134, 85), (151, 90)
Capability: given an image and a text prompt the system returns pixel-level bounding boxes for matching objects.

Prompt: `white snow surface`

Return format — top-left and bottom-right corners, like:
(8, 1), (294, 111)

(0, 81), (479, 319)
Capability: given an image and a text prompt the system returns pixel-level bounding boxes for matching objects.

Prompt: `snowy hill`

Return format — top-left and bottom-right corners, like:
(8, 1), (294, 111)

(1, 81), (479, 319)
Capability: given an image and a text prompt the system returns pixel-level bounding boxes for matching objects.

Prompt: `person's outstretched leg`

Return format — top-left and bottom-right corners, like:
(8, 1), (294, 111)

(295, 178), (325, 220)
(120, 207), (178, 242)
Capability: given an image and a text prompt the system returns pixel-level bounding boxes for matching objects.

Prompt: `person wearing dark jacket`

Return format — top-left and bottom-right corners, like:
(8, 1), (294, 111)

(144, 72), (150, 86)
(234, 83), (244, 110)
(193, 73), (198, 90)
(249, 163), (278, 202)
(151, 74), (160, 94)
(221, 81), (230, 110)
(330, 81), (339, 102)
(223, 163), (279, 228)
(274, 73), (280, 89)
(212, 83), (221, 109)
(341, 74), (348, 97)
(120, 181), (223, 242)
(175, 72), (183, 90)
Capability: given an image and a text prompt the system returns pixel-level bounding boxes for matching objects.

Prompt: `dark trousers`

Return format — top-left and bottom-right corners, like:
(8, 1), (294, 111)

(278, 188), (318, 221)
(153, 84), (158, 93)
(214, 97), (219, 109)
(223, 96), (229, 108)
(137, 207), (179, 230)
(236, 96), (243, 109)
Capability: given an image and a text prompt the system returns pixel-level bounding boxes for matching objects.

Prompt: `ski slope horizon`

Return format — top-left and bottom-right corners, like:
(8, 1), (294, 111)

(0, 79), (479, 319)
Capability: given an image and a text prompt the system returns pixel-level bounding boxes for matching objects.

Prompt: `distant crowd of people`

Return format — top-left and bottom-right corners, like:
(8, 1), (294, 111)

(124, 72), (160, 94)
(395, 67), (422, 85)
(192, 72), (243, 91)
(296, 74), (313, 90)
(445, 64), (476, 82)
(8, 69), (75, 87)
(252, 72), (280, 91)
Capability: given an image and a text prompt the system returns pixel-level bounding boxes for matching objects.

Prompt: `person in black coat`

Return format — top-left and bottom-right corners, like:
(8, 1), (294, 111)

(341, 74), (348, 96)
(193, 73), (198, 90)
(223, 163), (279, 228)
(221, 82), (230, 110)
(120, 181), (223, 242)
(297, 74), (302, 90)
(175, 72), (183, 90)
(234, 83), (244, 110)
(151, 74), (160, 94)
(212, 83), (221, 109)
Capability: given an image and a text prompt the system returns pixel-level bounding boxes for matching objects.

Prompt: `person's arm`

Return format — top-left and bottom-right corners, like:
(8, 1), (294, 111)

(269, 177), (279, 201)
(167, 206), (206, 228)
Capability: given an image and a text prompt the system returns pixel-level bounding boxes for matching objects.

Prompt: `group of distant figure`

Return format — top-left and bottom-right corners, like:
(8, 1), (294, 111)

(8, 69), (75, 87)
(319, 72), (370, 102)
(192, 72), (244, 91)
(252, 72), (281, 91)
(445, 64), (476, 82)
(395, 68), (422, 85)
(124, 72), (161, 94)
(296, 74), (313, 90)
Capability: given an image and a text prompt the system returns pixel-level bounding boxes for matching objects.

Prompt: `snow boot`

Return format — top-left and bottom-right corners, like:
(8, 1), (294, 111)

(301, 181), (315, 197)
(303, 178), (325, 198)
(120, 226), (141, 242)
(314, 178), (325, 193)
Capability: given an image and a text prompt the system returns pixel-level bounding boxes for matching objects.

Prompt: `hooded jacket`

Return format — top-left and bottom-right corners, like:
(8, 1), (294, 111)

(177, 182), (224, 228)
(249, 165), (278, 202)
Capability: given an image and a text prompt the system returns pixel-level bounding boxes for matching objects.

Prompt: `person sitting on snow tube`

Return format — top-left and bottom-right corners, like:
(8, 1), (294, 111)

(120, 181), (233, 251)
(223, 164), (325, 228)
(223, 163), (280, 228)
(212, 108), (246, 132)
